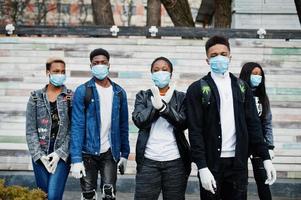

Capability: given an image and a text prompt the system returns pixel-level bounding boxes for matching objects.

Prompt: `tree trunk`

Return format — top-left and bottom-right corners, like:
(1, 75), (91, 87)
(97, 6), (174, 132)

(295, 0), (301, 24)
(91, 0), (114, 25)
(214, 0), (232, 28)
(147, 0), (161, 27)
(160, 0), (195, 27)
(195, 0), (215, 27)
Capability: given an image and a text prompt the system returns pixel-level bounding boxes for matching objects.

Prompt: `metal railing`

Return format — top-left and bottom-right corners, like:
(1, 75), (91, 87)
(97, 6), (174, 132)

(1, 25), (301, 40)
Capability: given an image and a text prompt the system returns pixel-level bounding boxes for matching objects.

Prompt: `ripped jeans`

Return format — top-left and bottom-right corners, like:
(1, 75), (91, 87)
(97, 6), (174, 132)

(199, 158), (248, 200)
(80, 149), (117, 199)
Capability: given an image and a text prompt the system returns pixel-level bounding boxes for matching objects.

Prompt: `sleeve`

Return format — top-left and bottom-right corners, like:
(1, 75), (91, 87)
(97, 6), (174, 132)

(132, 91), (158, 130)
(70, 86), (85, 163)
(262, 106), (274, 149)
(245, 85), (270, 160)
(160, 93), (187, 131)
(186, 83), (207, 169)
(25, 94), (44, 162)
(119, 90), (130, 159)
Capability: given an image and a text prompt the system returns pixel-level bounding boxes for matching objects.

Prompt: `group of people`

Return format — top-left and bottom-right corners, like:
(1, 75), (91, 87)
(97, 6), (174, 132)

(25, 35), (276, 200)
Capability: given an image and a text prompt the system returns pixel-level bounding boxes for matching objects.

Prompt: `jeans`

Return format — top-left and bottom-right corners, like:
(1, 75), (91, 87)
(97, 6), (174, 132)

(135, 158), (187, 200)
(80, 149), (117, 199)
(251, 157), (272, 200)
(32, 159), (70, 200)
(199, 158), (248, 200)
(32, 138), (70, 200)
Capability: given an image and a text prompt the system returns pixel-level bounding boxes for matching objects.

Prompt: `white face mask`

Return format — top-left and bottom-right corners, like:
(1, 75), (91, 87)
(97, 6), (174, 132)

(91, 64), (109, 80)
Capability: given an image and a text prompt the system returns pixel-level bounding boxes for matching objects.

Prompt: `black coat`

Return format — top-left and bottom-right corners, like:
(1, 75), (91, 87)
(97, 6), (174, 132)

(132, 89), (191, 176)
(186, 73), (270, 172)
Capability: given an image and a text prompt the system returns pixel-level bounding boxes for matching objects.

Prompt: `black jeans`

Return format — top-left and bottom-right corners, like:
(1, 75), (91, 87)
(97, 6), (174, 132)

(135, 158), (188, 200)
(199, 158), (248, 200)
(251, 157), (272, 200)
(80, 149), (117, 198)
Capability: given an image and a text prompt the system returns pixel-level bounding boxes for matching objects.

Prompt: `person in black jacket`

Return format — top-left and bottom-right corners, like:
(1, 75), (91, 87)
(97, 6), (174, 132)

(132, 57), (191, 200)
(240, 62), (275, 200)
(186, 36), (276, 200)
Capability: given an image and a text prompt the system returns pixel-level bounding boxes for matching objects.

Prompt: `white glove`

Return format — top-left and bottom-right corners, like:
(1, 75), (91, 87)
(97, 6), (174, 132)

(269, 150), (275, 160)
(263, 160), (277, 185)
(118, 157), (127, 175)
(150, 86), (164, 110)
(40, 155), (51, 173)
(199, 167), (216, 194)
(71, 162), (86, 179)
(47, 152), (60, 174)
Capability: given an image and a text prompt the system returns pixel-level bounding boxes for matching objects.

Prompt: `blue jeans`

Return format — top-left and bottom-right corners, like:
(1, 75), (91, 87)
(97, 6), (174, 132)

(32, 159), (70, 200)
(32, 139), (70, 200)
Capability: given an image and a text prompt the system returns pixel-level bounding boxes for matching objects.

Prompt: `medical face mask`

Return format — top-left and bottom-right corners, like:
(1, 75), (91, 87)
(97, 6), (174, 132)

(151, 71), (171, 88)
(91, 64), (109, 80)
(209, 55), (230, 75)
(250, 74), (262, 87)
(49, 74), (66, 87)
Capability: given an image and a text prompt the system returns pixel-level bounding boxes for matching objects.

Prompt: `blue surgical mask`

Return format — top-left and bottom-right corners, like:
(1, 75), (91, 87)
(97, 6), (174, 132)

(250, 74), (262, 87)
(91, 64), (109, 80)
(152, 71), (171, 88)
(49, 74), (66, 87)
(209, 55), (230, 74)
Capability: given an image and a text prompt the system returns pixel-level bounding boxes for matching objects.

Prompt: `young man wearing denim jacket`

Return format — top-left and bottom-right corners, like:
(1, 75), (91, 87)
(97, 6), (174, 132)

(70, 48), (130, 200)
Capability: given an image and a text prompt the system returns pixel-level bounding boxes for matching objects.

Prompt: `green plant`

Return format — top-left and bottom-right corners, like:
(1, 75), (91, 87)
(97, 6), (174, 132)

(0, 179), (46, 200)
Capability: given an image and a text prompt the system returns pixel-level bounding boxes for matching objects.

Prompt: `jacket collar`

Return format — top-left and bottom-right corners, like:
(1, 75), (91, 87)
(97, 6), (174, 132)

(41, 84), (68, 95)
(87, 77), (122, 94)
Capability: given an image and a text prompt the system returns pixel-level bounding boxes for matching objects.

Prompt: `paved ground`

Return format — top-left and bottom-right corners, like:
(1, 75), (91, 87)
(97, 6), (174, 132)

(63, 191), (297, 200)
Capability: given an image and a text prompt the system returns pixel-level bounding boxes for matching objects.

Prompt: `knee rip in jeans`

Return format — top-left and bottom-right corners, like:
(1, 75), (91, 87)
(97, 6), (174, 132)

(82, 189), (97, 200)
(102, 184), (115, 200)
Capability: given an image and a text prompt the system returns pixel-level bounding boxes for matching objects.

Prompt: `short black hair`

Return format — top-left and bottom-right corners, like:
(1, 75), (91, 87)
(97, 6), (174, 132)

(46, 57), (65, 71)
(205, 35), (230, 54)
(151, 57), (173, 73)
(90, 48), (110, 62)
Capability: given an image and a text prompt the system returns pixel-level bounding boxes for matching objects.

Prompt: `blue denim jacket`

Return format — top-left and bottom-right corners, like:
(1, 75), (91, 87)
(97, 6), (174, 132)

(70, 78), (130, 163)
(26, 85), (72, 162)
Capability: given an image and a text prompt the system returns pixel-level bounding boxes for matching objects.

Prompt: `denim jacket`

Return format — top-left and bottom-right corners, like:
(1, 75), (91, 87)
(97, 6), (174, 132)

(70, 78), (130, 163)
(26, 85), (73, 162)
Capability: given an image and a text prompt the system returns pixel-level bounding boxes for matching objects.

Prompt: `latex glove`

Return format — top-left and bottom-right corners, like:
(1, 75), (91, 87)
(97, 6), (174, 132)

(71, 162), (86, 179)
(150, 86), (164, 110)
(269, 150), (275, 160)
(118, 157), (127, 175)
(47, 152), (60, 174)
(40, 155), (51, 173)
(199, 167), (216, 194)
(263, 160), (277, 185)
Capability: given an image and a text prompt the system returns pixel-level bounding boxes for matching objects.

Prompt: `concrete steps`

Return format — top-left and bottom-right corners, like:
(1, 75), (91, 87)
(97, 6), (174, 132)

(0, 36), (300, 180)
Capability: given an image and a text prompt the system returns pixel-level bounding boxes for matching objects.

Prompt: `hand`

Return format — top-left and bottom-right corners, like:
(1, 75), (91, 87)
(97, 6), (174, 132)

(47, 152), (60, 174)
(118, 157), (127, 175)
(269, 150), (275, 160)
(263, 160), (277, 185)
(40, 155), (51, 173)
(150, 86), (163, 110)
(71, 162), (86, 179)
(199, 168), (216, 194)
